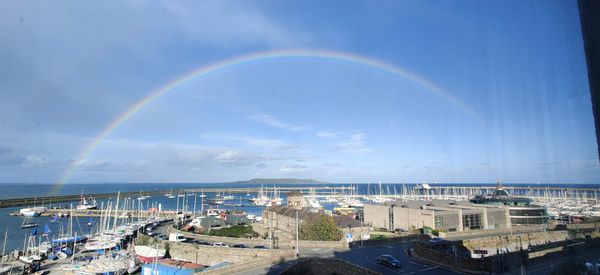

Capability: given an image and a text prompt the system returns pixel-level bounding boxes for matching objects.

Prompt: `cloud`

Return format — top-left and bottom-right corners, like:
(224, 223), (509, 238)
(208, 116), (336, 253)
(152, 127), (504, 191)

(247, 113), (308, 132)
(333, 133), (373, 153)
(72, 159), (117, 169)
(280, 164), (308, 173)
(238, 137), (299, 150)
(214, 150), (248, 165)
(24, 155), (49, 166)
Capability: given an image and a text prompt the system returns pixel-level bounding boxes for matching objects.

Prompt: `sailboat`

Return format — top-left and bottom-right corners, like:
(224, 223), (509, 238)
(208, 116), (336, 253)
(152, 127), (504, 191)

(0, 229), (16, 274)
(165, 189), (176, 199)
(52, 205), (86, 244)
(21, 216), (38, 229)
(19, 227), (42, 263)
(50, 214), (60, 223)
(42, 223), (51, 237)
(223, 187), (235, 200)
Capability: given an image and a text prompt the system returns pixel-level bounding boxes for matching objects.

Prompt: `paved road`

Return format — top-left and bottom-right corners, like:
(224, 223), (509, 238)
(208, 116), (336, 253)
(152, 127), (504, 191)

(521, 247), (600, 275)
(154, 223), (461, 274)
(333, 242), (463, 275)
(234, 241), (463, 275)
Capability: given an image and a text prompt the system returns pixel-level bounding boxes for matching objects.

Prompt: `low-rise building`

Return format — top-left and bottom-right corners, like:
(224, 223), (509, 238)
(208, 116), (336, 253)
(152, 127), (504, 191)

(286, 191), (307, 209)
(262, 206), (368, 241)
(470, 182), (548, 226)
(364, 200), (509, 232)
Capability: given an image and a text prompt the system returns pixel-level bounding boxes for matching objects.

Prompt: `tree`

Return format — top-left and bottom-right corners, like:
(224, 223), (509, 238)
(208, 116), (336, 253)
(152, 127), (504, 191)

(300, 215), (342, 241)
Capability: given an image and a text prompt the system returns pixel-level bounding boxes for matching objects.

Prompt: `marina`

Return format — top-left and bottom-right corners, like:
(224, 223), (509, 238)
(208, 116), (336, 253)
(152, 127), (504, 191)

(1, 182), (599, 274)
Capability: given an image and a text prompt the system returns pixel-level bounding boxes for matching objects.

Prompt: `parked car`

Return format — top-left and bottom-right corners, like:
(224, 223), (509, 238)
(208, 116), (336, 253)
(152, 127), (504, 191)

(213, 242), (229, 247)
(253, 245), (268, 250)
(429, 237), (444, 243)
(232, 244), (248, 248)
(155, 234), (167, 240)
(189, 240), (212, 246)
(377, 255), (401, 268)
(585, 258), (600, 273)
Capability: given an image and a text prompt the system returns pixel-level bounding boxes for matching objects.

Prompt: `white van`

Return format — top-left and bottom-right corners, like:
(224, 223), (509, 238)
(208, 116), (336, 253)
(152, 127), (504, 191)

(168, 233), (186, 242)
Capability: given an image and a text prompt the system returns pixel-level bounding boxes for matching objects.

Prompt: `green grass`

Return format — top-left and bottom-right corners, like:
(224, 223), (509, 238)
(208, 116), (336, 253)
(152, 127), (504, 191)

(370, 233), (391, 240)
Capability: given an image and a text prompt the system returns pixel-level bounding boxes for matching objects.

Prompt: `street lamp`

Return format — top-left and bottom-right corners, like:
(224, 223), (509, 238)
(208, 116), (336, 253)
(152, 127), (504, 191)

(295, 210), (299, 257)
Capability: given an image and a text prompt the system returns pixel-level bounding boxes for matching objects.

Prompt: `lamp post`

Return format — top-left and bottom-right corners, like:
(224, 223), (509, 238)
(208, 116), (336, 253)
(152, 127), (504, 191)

(295, 210), (299, 257)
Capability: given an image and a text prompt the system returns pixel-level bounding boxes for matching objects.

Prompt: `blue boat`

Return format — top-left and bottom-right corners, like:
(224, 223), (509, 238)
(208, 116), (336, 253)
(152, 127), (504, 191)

(51, 236), (87, 244)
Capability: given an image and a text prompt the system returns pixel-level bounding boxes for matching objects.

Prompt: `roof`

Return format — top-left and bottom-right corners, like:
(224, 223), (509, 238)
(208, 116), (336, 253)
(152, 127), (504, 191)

(286, 191), (304, 197)
(470, 196), (533, 205)
(470, 182), (534, 205)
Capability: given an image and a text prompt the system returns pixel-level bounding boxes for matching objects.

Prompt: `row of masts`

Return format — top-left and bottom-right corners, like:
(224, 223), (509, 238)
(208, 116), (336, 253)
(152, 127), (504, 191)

(305, 183), (600, 204)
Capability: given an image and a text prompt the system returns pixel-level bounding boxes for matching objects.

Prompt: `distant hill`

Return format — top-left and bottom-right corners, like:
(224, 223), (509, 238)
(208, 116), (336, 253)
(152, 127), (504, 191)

(230, 178), (327, 184)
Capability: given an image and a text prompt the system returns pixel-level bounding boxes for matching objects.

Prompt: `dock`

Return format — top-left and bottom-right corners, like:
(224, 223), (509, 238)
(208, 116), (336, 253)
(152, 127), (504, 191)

(10, 208), (179, 218)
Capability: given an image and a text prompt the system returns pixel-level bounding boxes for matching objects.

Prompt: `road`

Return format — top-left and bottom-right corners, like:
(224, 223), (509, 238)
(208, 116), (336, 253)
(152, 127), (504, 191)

(154, 222), (461, 275)
(233, 241), (463, 275)
(520, 247), (600, 275)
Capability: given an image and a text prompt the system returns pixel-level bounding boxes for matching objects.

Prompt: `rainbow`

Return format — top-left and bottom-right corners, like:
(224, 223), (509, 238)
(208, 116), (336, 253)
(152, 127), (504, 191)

(51, 49), (480, 194)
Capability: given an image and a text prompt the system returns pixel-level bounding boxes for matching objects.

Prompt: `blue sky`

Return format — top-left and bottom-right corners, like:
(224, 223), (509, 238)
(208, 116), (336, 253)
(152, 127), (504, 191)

(0, 0), (598, 184)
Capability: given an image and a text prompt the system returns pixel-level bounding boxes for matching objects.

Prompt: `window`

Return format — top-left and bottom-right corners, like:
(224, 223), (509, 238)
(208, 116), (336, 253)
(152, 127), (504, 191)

(435, 216), (444, 228)
(463, 214), (481, 230)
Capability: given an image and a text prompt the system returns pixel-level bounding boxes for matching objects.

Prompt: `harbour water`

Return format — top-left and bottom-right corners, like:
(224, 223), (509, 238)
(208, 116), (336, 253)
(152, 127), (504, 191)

(1, 182), (598, 253)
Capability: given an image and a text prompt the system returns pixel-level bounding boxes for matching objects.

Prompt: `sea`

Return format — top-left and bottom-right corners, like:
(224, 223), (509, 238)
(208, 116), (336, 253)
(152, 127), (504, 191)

(0, 182), (598, 253)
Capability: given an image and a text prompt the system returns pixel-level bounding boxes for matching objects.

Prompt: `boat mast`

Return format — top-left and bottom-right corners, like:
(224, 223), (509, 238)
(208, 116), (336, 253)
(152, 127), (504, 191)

(2, 228), (7, 263)
(112, 191), (121, 231)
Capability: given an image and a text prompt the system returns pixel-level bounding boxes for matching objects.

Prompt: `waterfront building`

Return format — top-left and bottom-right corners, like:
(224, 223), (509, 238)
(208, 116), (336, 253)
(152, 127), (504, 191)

(363, 200), (509, 232)
(470, 182), (548, 225)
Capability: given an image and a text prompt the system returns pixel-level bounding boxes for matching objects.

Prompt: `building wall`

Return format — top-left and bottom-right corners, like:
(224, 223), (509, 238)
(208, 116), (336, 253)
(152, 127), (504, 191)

(393, 207), (435, 231)
(364, 203), (510, 233)
(487, 208), (508, 229)
(287, 195), (306, 209)
(363, 204), (390, 230)
(435, 212), (461, 232)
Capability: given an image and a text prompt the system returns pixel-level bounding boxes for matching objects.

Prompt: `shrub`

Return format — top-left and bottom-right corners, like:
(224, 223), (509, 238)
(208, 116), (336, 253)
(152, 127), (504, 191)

(299, 215), (342, 241)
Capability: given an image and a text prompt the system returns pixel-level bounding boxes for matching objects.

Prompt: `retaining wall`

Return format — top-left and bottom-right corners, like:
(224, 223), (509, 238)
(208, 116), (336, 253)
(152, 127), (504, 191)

(168, 227), (271, 247)
(166, 241), (293, 266)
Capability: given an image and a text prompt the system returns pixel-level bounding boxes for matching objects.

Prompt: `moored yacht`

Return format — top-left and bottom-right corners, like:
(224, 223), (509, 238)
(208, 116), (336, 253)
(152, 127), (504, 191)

(76, 195), (98, 210)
